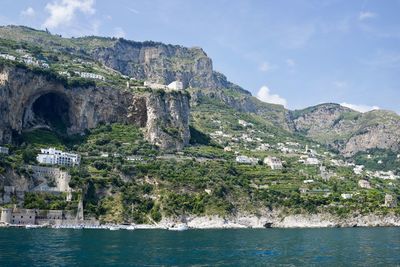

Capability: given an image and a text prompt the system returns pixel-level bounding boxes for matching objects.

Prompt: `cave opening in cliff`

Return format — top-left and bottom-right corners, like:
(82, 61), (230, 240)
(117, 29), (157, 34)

(31, 92), (71, 133)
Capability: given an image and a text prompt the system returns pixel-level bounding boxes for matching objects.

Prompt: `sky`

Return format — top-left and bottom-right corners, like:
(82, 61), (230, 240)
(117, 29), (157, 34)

(0, 0), (399, 113)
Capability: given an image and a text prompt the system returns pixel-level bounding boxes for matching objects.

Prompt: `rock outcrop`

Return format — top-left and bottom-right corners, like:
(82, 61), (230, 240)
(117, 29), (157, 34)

(90, 39), (248, 94)
(0, 64), (190, 150)
(290, 103), (400, 156)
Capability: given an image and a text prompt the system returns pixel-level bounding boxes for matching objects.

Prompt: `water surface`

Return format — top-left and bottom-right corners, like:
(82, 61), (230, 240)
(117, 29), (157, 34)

(0, 228), (399, 266)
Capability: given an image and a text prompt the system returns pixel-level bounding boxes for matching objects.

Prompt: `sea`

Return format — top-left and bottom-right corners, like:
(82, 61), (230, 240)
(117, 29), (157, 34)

(0, 227), (399, 266)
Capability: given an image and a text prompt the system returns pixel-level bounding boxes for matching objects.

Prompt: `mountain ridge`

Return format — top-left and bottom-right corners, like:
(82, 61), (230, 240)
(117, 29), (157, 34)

(1, 25), (399, 156)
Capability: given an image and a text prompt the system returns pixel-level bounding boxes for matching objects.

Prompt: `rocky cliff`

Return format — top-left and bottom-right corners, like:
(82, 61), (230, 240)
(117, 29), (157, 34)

(90, 39), (248, 94)
(0, 26), (249, 94)
(290, 103), (400, 156)
(0, 64), (190, 150)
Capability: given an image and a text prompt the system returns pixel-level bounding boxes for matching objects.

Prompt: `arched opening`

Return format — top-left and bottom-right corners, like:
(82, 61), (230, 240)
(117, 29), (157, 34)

(26, 92), (71, 133)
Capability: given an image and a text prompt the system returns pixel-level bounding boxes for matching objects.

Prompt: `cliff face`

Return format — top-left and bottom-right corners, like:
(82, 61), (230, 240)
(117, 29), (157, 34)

(290, 104), (400, 156)
(89, 39), (249, 94)
(0, 65), (190, 150)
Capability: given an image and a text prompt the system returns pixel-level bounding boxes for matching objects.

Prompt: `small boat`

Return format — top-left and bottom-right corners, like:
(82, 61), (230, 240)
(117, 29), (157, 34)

(25, 224), (40, 229)
(168, 224), (188, 231)
(126, 225), (135, 230)
(109, 226), (120, 231)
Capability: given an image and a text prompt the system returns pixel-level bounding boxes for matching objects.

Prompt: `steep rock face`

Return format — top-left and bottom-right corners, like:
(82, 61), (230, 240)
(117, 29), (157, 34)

(90, 39), (248, 94)
(0, 65), (190, 150)
(145, 92), (190, 150)
(290, 104), (357, 139)
(290, 104), (400, 156)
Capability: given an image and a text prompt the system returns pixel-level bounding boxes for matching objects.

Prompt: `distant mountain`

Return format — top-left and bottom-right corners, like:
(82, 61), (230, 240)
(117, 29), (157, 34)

(289, 103), (400, 156)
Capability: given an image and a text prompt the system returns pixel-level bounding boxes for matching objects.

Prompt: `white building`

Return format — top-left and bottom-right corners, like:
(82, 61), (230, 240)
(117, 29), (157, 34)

(167, 81), (184, 90)
(353, 165), (364, 175)
(358, 179), (371, 189)
(0, 54), (16, 61)
(303, 179), (314, 184)
(126, 155), (143, 161)
(256, 143), (270, 151)
(37, 148), (80, 166)
(263, 156), (283, 170)
(79, 72), (105, 81)
(0, 146), (9, 154)
(385, 194), (397, 208)
(144, 81), (167, 90)
(305, 157), (320, 165)
(238, 120), (253, 127)
(341, 193), (353, 199)
(236, 155), (259, 165)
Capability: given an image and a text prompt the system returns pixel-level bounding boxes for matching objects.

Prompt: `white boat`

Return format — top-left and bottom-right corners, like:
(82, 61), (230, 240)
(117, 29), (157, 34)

(25, 224), (40, 229)
(109, 226), (120, 231)
(168, 224), (188, 231)
(126, 225), (135, 230)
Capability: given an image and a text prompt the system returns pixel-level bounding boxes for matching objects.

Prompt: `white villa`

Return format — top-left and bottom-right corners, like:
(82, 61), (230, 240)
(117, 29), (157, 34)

(0, 53), (16, 61)
(78, 72), (105, 81)
(144, 80), (184, 90)
(37, 148), (80, 166)
(358, 179), (371, 189)
(305, 157), (320, 165)
(0, 146), (9, 154)
(236, 155), (259, 165)
(341, 193), (353, 199)
(353, 165), (364, 175)
(167, 81), (184, 90)
(263, 156), (283, 170)
(385, 194), (397, 208)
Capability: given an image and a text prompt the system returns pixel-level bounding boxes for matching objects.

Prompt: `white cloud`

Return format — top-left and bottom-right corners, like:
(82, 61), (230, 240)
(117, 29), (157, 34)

(256, 85), (287, 107)
(21, 7), (35, 18)
(113, 27), (126, 38)
(43, 0), (95, 29)
(259, 61), (276, 72)
(359, 11), (377, 21)
(341, 102), (380, 113)
(128, 8), (139, 14)
(286, 58), (295, 67)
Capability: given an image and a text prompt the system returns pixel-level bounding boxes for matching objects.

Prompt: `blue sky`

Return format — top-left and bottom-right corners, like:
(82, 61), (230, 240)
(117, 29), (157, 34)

(0, 0), (399, 113)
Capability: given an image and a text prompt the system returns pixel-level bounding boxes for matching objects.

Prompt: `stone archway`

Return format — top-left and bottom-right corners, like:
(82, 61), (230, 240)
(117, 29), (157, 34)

(22, 91), (72, 133)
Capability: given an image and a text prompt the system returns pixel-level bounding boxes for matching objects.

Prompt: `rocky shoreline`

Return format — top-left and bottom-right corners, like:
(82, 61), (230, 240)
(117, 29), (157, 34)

(2, 213), (399, 230)
(155, 213), (400, 229)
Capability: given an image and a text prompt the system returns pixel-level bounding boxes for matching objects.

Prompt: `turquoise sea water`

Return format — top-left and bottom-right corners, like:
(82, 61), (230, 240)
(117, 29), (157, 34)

(0, 227), (399, 266)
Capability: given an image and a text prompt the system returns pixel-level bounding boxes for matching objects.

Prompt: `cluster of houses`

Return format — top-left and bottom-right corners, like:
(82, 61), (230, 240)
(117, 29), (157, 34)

(0, 52), (49, 68)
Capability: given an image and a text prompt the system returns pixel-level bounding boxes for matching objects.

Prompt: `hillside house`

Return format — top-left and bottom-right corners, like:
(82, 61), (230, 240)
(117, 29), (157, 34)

(305, 157), (320, 165)
(353, 165), (364, 175)
(384, 194), (397, 208)
(263, 156), (283, 170)
(236, 155), (259, 165)
(0, 53), (16, 61)
(358, 179), (372, 189)
(167, 81), (184, 90)
(341, 193), (353, 199)
(37, 148), (80, 166)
